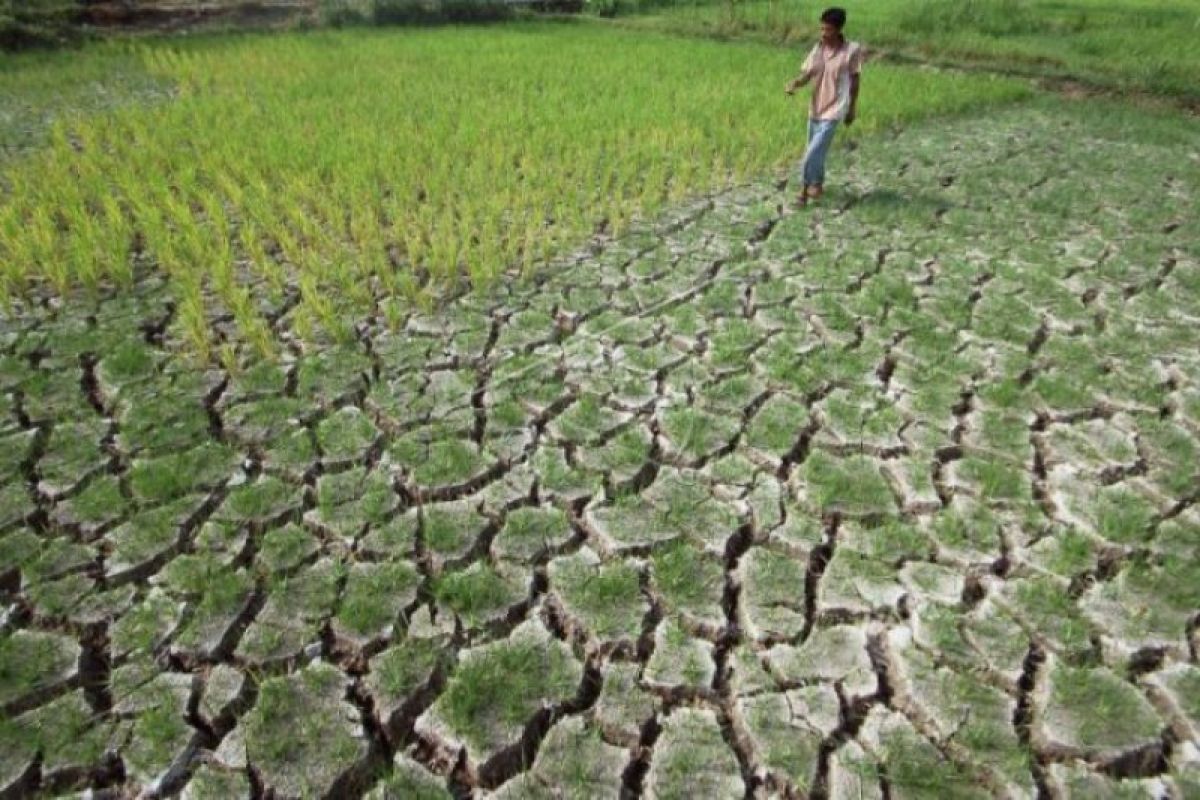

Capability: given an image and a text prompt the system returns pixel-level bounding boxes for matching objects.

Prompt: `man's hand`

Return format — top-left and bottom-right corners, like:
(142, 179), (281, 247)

(785, 79), (800, 96)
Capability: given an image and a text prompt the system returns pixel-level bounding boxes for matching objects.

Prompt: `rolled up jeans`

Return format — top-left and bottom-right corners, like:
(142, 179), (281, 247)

(801, 118), (839, 187)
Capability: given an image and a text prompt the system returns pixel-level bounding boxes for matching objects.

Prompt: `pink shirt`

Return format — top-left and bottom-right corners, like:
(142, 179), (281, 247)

(801, 39), (864, 121)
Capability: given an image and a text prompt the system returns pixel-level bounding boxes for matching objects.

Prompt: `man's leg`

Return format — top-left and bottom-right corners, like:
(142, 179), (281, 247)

(797, 119), (818, 202)
(802, 119), (838, 197)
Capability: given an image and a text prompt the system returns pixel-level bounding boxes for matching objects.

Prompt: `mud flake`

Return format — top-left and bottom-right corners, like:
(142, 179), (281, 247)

(740, 546), (807, 641)
(644, 617), (716, 691)
(493, 716), (626, 799)
(1034, 658), (1164, 758)
(592, 661), (660, 746)
(240, 661), (369, 798)
(549, 548), (645, 644)
(737, 685), (838, 792)
(767, 624), (877, 699)
(418, 620), (583, 764)
(645, 707), (743, 800)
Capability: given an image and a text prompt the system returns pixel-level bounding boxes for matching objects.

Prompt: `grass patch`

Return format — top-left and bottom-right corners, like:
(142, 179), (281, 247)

(612, 0), (1200, 99)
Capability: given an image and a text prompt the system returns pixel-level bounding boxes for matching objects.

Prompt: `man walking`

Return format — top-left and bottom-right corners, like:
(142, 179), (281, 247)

(785, 7), (863, 207)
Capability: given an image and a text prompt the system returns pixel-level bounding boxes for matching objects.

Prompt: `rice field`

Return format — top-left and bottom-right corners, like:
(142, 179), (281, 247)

(1, 12), (1198, 800)
(0, 23), (1027, 359)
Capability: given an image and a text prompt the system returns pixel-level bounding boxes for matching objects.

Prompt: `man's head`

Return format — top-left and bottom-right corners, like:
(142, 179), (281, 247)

(820, 7), (846, 43)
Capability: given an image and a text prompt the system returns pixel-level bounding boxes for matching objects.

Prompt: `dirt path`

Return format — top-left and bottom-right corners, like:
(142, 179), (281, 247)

(1, 100), (1197, 798)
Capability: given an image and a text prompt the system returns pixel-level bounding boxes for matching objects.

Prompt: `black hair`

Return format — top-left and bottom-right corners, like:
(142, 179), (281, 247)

(820, 7), (847, 28)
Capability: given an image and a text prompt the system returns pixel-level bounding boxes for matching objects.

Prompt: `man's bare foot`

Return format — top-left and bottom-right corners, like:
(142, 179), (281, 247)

(807, 184), (824, 200)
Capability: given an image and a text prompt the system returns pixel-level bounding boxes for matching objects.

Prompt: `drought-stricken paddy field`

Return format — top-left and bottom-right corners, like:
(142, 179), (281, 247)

(1, 18), (1199, 800)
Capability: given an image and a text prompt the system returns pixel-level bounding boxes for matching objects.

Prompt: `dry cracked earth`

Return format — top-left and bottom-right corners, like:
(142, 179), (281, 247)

(1, 103), (1199, 799)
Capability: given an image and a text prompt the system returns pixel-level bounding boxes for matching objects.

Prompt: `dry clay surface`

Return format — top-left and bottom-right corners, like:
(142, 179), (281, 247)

(1, 103), (1199, 799)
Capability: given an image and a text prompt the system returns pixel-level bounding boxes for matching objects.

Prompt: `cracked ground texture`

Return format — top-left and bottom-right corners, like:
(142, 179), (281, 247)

(1, 99), (1199, 799)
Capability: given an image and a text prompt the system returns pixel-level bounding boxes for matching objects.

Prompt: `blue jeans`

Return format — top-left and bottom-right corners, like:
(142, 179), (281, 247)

(801, 118), (839, 187)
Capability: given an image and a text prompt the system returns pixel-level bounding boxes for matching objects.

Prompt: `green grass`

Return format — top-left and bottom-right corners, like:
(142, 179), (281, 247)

(610, 0), (1200, 100)
(0, 22), (1027, 354)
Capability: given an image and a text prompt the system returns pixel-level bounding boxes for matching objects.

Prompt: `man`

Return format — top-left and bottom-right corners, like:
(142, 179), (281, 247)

(785, 7), (863, 207)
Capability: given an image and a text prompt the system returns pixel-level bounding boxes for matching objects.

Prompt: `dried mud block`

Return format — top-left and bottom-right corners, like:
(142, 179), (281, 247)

(1143, 663), (1200, 742)
(793, 452), (897, 518)
(306, 467), (399, 541)
(490, 716), (626, 800)
(739, 546), (807, 641)
(907, 597), (1028, 689)
(997, 575), (1095, 659)
(359, 513), (418, 560)
(416, 619), (583, 767)
(1044, 760), (1170, 799)
(0, 628), (80, 708)
(421, 500), (490, 564)
(493, 505), (573, 564)
(235, 557), (340, 665)
(827, 741), (883, 800)
(548, 394), (632, 447)
(528, 445), (601, 503)
(235, 661), (369, 798)
(365, 636), (451, 725)
(213, 474), (303, 527)
(743, 394), (810, 467)
(316, 405), (381, 466)
(364, 753), (452, 799)
(255, 523), (319, 572)
(727, 645), (775, 697)
(766, 624), (878, 700)
(198, 664), (245, 730)
(898, 560), (964, 605)
(333, 560), (421, 646)
(857, 706), (990, 800)
(644, 617), (716, 692)
(112, 661), (199, 792)
(1080, 560), (1196, 656)
(433, 560), (528, 631)
(648, 539), (725, 629)
(818, 547), (905, 616)
(103, 495), (207, 580)
(735, 685), (837, 792)
(181, 763), (252, 799)
(592, 661), (660, 747)
(1032, 657), (1164, 765)
(5, 690), (122, 785)
(885, 628), (1033, 795)
(645, 708), (744, 800)
(575, 425), (655, 489)
(548, 548), (646, 646)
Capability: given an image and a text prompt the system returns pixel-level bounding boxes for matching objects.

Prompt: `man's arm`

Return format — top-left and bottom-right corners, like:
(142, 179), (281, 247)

(844, 44), (863, 124)
(785, 72), (812, 95)
(786, 46), (818, 95)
